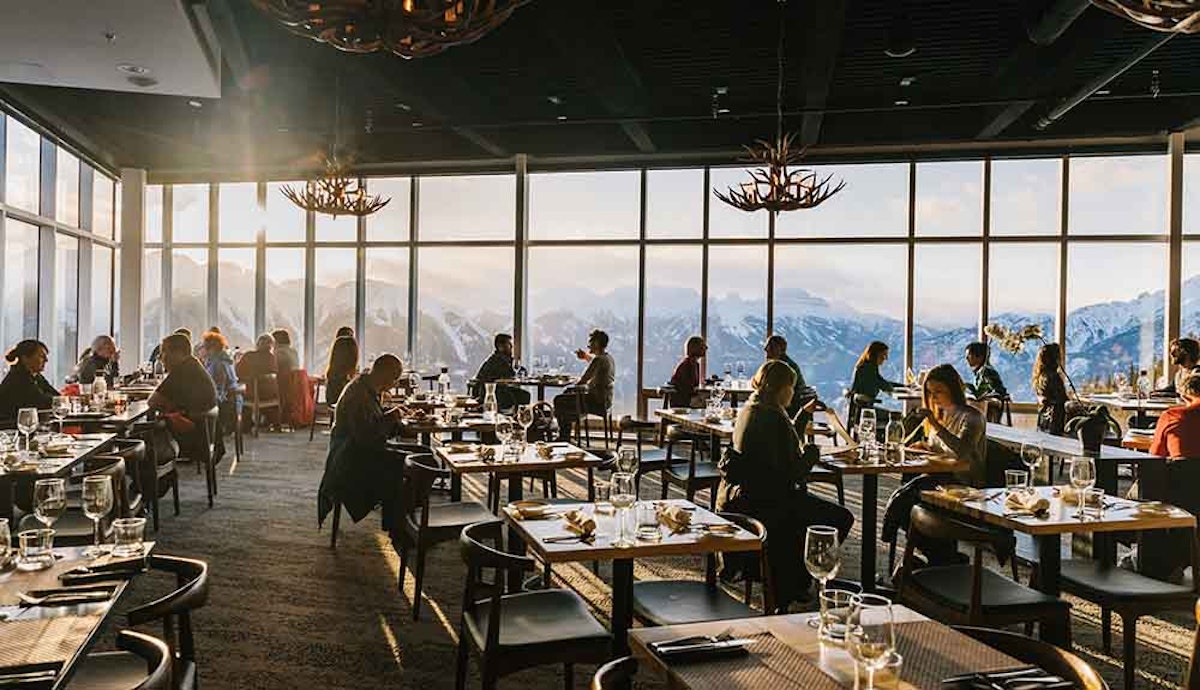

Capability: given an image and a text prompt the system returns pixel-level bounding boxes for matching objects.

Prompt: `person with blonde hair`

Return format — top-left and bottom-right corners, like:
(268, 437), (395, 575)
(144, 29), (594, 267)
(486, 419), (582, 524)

(74, 334), (120, 386)
(716, 360), (853, 610)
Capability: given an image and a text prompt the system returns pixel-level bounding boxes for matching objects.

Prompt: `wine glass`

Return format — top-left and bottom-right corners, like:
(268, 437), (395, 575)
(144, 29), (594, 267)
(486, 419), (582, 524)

(805, 525), (842, 629)
(16, 407), (38, 452)
(81, 475), (113, 557)
(51, 396), (70, 434)
(611, 472), (637, 547)
(555, 356), (566, 375)
(1069, 457), (1097, 518)
(848, 594), (896, 690)
(515, 404), (534, 447)
(858, 408), (877, 452)
(884, 420), (904, 465)
(1020, 441), (1043, 488)
(494, 416), (514, 459)
(33, 478), (66, 529)
(735, 360), (747, 382)
(616, 447), (638, 475)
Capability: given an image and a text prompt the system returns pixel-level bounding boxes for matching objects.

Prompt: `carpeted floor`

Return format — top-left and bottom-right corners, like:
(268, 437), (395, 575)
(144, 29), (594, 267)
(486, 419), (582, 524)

(104, 430), (1195, 689)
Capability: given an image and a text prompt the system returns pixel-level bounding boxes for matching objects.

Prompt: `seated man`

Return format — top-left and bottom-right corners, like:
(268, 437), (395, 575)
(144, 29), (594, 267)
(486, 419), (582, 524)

(148, 333), (218, 458)
(965, 341), (1007, 423)
(764, 334), (812, 427)
(317, 354), (405, 537)
(553, 330), (615, 442)
(1143, 373), (1200, 579)
(474, 333), (530, 410)
(667, 336), (706, 408)
(1150, 373), (1200, 459)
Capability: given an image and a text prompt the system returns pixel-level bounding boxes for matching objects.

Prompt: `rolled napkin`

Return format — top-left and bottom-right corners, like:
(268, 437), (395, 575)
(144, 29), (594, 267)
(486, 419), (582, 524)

(657, 504), (692, 533)
(561, 510), (596, 537)
(535, 442), (553, 459)
(477, 446), (496, 461)
(1057, 485), (1101, 505)
(1005, 491), (1051, 514)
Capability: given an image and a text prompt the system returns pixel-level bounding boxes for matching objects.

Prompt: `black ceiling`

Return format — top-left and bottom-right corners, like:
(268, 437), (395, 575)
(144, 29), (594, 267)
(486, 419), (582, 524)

(5, 0), (1200, 177)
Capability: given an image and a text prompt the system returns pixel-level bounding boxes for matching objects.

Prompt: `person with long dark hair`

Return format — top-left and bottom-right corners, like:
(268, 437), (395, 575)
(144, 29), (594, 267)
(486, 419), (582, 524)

(324, 335), (359, 405)
(271, 329), (299, 374)
(0, 340), (58, 420)
(851, 341), (900, 402)
(667, 336), (707, 408)
(912, 364), (987, 486)
(1033, 343), (1069, 435)
(1166, 337), (1200, 394)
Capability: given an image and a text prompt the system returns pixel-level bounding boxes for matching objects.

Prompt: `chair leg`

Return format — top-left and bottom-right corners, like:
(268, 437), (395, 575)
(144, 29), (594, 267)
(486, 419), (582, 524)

(330, 504), (341, 548)
(587, 468), (596, 502)
(1122, 613), (1136, 690)
(150, 491), (161, 532)
(205, 461), (214, 508)
(454, 633), (470, 690)
(309, 416), (317, 442)
(835, 474), (845, 505)
(563, 663), (573, 690)
(397, 544), (408, 590)
(171, 476), (181, 515)
(412, 544), (428, 621)
(1101, 608), (1112, 654)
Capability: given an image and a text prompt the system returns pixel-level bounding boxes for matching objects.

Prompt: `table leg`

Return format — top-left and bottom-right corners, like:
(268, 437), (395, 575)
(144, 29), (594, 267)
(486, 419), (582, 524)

(1136, 459), (1172, 579)
(1034, 534), (1069, 646)
(450, 473), (462, 502)
(611, 558), (634, 656)
(1095, 459), (1120, 565)
(861, 474), (879, 593)
(538, 383), (546, 402)
(505, 474), (526, 592)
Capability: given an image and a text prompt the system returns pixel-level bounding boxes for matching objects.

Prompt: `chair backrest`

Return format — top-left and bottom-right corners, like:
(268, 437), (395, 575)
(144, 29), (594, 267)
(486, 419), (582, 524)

(714, 512), (772, 613)
(402, 454), (443, 523)
(953, 626), (1106, 690)
(1187, 598), (1200, 689)
(127, 555), (209, 672)
(591, 656), (637, 690)
(113, 630), (173, 690)
(254, 374), (279, 404)
(106, 438), (148, 505)
(459, 521), (536, 653)
(528, 401), (557, 442)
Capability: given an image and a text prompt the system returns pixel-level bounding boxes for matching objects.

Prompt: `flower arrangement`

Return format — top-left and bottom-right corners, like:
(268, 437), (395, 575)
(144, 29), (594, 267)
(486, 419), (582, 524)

(983, 323), (1045, 354)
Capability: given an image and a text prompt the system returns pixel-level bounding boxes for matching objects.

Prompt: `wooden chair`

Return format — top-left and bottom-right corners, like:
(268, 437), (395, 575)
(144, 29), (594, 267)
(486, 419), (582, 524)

(615, 415), (670, 495)
(591, 657), (637, 690)
(248, 373), (281, 438)
(69, 630), (173, 690)
(399, 454), (497, 621)
(455, 521), (611, 690)
(807, 407), (849, 505)
(569, 385), (613, 450)
(631, 513), (772, 625)
(953, 627), (1106, 690)
(895, 505), (1071, 641)
(308, 378), (335, 442)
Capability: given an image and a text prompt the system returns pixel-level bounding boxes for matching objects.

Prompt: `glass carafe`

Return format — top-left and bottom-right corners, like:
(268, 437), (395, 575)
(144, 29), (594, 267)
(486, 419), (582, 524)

(483, 382), (499, 421)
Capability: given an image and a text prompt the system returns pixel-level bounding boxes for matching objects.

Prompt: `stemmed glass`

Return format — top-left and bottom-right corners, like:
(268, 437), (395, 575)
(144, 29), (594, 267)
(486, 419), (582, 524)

(33, 479), (66, 531)
(1069, 457), (1097, 519)
(51, 396), (70, 434)
(1020, 441), (1043, 489)
(494, 417), (515, 460)
(16, 408), (38, 453)
(611, 472), (637, 547)
(848, 594), (896, 690)
(515, 405), (534, 448)
(616, 447), (638, 475)
(723, 362), (733, 382)
(735, 360), (747, 383)
(858, 409), (877, 456)
(804, 525), (842, 629)
(81, 475), (113, 557)
(555, 356), (566, 376)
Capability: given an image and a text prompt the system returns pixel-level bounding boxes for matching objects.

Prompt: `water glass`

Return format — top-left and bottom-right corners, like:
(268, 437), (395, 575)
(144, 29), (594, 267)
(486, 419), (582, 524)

(1069, 457), (1097, 518)
(16, 407), (38, 451)
(0, 518), (10, 564)
(17, 529), (54, 570)
(818, 588), (857, 642)
(805, 524), (842, 629)
(1005, 469), (1029, 496)
(611, 472), (636, 547)
(635, 502), (661, 542)
(593, 479), (612, 515)
(111, 517), (147, 558)
(82, 475), (114, 557)
(616, 447), (638, 475)
(883, 420), (904, 465)
(1082, 488), (1106, 520)
(1019, 441), (1043, 487)
(870, 652), (904, 690)
(848, 594), (896, 690)
(858, 409), (877, 449)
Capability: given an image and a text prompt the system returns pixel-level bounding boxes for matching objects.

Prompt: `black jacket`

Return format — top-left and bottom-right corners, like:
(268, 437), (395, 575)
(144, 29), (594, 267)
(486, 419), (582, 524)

(0, 365), (58, 421)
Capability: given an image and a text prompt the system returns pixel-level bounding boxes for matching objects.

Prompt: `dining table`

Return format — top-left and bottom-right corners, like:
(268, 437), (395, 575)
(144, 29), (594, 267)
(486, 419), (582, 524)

(0, 433), (116, 522)
(0, 543), (154, 689)
(502, 498), (761, 656)
(629, 606), (1024, 690)
(920, 484), (1195, 645)
(652, 409), (735, 457)
(56, 400), (151, 433)
(495, 375), (574, 402)
(393, 413), (495, 448)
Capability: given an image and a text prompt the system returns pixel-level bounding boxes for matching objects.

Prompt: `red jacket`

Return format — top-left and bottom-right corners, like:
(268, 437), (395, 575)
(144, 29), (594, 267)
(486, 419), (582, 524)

(1150, 400), (1200, 459)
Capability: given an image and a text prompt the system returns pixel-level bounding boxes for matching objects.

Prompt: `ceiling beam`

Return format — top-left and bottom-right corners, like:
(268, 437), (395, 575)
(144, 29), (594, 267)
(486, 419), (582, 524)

(798, 0), (849, 148)
(203, 0), (252, 89)
(533, 2), (655, 152)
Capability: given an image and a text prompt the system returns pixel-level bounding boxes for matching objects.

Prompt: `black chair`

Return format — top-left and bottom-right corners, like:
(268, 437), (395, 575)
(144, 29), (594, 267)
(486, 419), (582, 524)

(455, 521), (611, 690)
(399, 454), (497, 621)
(659, 431), (720, 510)
(69, 630), (173, 690)
(72, 555), (208, 690)
(569, 385), (613, 450)
(591, 656), (637, 690)
(130, 420), (180, 532)
(614, 416), (670, 495)
(176, 407), (219, 508)
(631, 513), (772, 625)
(309, 378), (335, 442)
(953, 627), (1106, 690)
(895, 505), (1071, 641)
(247, 373), (281, 438)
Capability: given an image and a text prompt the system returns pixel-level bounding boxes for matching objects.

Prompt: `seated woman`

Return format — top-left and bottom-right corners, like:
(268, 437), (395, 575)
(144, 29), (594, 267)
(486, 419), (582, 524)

(667, 336), (706, 408)
(715, 360), (853, 611)
(1033, 343), (1069, 435)
(272, 329), (299, 375)
(235, 333), (280, 430)
(324, 335), (359, 405)
(0, 340), (58, 420)
(73, 335), (120, 386)
(850, 341), (900, 405)
(202, 330), (242, 438)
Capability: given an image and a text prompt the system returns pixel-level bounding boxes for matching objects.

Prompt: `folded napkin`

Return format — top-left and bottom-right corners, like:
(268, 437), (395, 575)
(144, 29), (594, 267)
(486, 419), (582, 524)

(1057, 485), (1101, 505)
(477, 447), (496, 461)
(561, 510), (596, 537)
(1005, 491), (1050, 513)
(657, 504), (692, 532)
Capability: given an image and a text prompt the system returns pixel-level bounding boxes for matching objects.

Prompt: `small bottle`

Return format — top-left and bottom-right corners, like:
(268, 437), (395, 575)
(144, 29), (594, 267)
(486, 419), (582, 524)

(437, 366), (450, 400)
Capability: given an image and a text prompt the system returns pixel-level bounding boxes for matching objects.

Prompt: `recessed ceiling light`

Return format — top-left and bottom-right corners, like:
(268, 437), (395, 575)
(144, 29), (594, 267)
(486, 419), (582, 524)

(187, 100), (202, 108)
(126, 75), (158, 88)
(899, 76), (916, 87)
(116, 63), (149, 76)
(712, 86), (728, 96)
(716, 107), (731, 115)
(1095, 89), (1111, 96)
(412, 121), (424, 128)
(547, 95), (562, 105)
(395, 102), (412, 111)
(277, 126), (289, 133)
(894, 99), (910, 106)
(556, 115), (567, 121)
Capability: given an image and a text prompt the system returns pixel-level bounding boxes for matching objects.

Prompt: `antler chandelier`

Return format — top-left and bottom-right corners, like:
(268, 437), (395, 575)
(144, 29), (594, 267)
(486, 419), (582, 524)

(1091, 0), (1200, 33)
(281, 156), (390, 217)
(715, 0), (845, 214)
(252, 0), (531, 59)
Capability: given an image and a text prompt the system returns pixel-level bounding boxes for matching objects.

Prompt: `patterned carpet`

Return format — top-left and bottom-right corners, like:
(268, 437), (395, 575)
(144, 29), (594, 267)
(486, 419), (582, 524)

(101, 430), (1195, 689)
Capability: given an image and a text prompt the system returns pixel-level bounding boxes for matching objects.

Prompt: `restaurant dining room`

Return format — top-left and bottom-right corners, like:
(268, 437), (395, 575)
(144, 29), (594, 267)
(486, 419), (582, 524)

(3, 1), (1200, 688)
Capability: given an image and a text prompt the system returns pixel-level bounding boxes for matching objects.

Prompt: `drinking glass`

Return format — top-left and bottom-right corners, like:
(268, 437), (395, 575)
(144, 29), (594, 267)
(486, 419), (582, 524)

(555, 356), (566, 375)
(0, 518), (10, 565)
(884, 420), (904, 465)
(635, 502), (661, 542)
(51, 396), (70, 434)
(616, 447), (638, 475)
(16, 407), (38, 451)
(818, 588), (858, 641)
(33, 478), (66, 529)
(515, 405), (534, 447)
(1005, 469), (1029, 496)
(17, 529), (54, 570)
(1019, 441), (1043, 488)
(848, 594), (896, 690)
(611, 472), (637, 547)
(81, 475), (114, 557)
(1069, 457), (1097, 519)
(722, 362), (733, 382)
(858, 408), (877, 452)
(805, 525), (842, 629)
(494, 417), (515, 460)
(111, 517), (146, 557)
(735, 360), (747, 382)
(593, 479), (612, 515)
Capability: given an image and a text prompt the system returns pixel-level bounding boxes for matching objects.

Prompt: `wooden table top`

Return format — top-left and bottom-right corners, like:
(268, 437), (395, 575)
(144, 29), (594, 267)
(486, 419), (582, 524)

(986, 423), (1162, 462)
(630, 606), (1020, 690)
(819, 446), (969, 476)
(495, 376), (574, 388)
(0, 543), (154, 689)
(921, 485), (1196, 536)
(60, 401), (150, 428)
(3, 434), (116, 478)
(395, 415), (495, 435)
(434, 441), (606, 476)
(654, 409), (735, 438)
(1122, 429), (1154, 452)
(503, 498), (761, 564)
(1082, 393), (1181, 412)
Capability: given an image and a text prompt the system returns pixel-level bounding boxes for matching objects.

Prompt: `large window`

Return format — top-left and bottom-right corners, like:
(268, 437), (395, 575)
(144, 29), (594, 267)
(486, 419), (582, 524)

(416, 247), (513, 388)
(217, 248), (256, 350)
(913, 243), (981, 380)
(916, 161), (983, 237)
(1187, 154), (1200, 236)
(707, 245), (768, 370)
(774, 244), (907, 402)
(643, 245), (702, 390)
(146, 186), (164, 243)
(2, 219), (40, 348)
(92, 245), (113, 338)
(142, 249), (163, 357)
(266, 182), (305, 242)
(316, 214), (356, 243)
(265, 248), (305, 363)
(55, 148), (79, 227)
(54, 235), (79, 382)
(708, 168), (768, 238)
(776, 163), (909, 238)
(364, 248), (409, 363)
(172, 184), (209, 243)
(418, 175), (514, 241)
(988, 243), (1058, 401)
(218, 183), (259, 243)
(529, 171), (640, 240)
(991, 158), (1060, 236)
(528, 247), (639, 412)
(5, 117), (40, 213)
(645, 169), (703, 239)
(1069, 155), (1166, 236)
(313, 248), (356, 372)
(365, 178), (411, 241)
(92, 173), (114, 239)
(171, 249), (208, 342)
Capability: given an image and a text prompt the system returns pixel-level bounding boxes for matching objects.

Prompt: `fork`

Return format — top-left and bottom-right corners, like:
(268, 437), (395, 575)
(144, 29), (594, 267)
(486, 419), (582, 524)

(18, 590), (112, 607)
